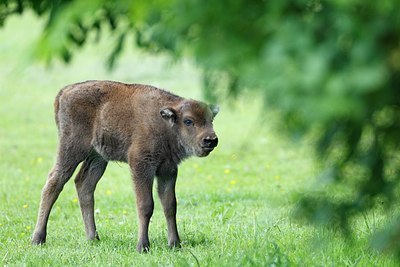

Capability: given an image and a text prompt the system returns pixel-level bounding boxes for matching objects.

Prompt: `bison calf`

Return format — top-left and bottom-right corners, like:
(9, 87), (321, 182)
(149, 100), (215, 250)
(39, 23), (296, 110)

(32, 81), (219, 252)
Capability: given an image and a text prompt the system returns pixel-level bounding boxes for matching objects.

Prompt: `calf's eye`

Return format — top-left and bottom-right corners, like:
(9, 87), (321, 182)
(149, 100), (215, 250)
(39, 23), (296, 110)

(183, 119), (194, 126)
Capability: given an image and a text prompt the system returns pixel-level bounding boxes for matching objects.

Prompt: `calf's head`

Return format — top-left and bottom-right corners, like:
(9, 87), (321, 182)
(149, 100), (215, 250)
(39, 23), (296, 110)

(160, 100), (219, 157)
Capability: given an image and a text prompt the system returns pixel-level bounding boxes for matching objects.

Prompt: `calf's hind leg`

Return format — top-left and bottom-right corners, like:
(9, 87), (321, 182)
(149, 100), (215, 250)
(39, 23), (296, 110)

(32, 140), (89, 245)
(74, 151), (108, 241)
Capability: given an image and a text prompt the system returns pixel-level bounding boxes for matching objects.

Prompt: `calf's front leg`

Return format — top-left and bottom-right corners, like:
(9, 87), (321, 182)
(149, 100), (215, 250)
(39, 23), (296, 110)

(131, 160), (155, 253)
(157, 166), (180, 248)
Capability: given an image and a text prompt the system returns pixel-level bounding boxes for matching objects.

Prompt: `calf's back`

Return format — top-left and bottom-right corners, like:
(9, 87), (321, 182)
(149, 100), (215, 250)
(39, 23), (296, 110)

(56, 80), (188, 163)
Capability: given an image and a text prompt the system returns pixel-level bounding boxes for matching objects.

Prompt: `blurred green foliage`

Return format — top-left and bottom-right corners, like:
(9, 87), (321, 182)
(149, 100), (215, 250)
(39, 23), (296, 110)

(1, 0), (400, 255)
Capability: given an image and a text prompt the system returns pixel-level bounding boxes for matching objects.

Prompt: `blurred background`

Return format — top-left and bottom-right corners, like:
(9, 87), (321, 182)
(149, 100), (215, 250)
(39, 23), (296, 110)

(1, 0), (400, 265)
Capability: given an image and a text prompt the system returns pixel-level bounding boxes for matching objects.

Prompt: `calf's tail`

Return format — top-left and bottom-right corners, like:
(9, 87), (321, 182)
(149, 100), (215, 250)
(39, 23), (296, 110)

(54, 88), (65, 130)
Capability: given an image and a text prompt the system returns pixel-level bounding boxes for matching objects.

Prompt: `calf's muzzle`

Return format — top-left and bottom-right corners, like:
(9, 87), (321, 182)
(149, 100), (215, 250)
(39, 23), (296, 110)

(202, 135), (219, 149)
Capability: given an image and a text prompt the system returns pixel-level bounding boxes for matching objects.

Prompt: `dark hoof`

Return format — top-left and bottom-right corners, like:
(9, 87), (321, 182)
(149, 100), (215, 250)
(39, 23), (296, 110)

(137, 242), (150, 253)
(168, 240), (181, 249)
(31, 234), (46, 245)
(88, 232), (100, 241)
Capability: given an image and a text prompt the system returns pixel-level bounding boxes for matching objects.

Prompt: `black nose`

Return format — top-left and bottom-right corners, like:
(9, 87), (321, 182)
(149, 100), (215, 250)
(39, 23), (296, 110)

(203, 136), (218, 148)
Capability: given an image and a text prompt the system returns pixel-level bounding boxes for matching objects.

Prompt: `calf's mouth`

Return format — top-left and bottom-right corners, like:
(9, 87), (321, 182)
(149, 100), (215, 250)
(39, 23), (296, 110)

(198, 141), (218, 157)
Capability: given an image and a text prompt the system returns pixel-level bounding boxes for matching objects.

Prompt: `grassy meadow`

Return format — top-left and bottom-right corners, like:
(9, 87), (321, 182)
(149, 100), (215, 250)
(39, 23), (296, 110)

(0, 13), (398, 266)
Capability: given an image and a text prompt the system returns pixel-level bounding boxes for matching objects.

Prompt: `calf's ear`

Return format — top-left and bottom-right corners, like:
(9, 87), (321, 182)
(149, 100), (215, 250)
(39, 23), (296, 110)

(160, 108), (177, 125)
(209, 104), (220, 117)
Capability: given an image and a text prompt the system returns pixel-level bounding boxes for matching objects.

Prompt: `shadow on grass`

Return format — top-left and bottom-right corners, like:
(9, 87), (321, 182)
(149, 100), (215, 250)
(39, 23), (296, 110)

(180, 230), (211, 249)
(86, 231), (210, 253)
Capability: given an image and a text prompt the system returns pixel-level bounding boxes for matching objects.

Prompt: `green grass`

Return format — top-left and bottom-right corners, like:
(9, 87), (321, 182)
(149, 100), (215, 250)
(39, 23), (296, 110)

(0, 13), (398, 266)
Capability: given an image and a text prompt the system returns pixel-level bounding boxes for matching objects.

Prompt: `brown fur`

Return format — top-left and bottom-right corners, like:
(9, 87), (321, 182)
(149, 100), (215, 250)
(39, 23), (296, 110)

(32, 80), (219, 252)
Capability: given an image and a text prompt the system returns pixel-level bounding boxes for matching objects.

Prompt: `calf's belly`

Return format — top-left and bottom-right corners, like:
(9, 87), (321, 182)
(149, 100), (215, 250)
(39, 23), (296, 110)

(92, 131), (129, 162)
